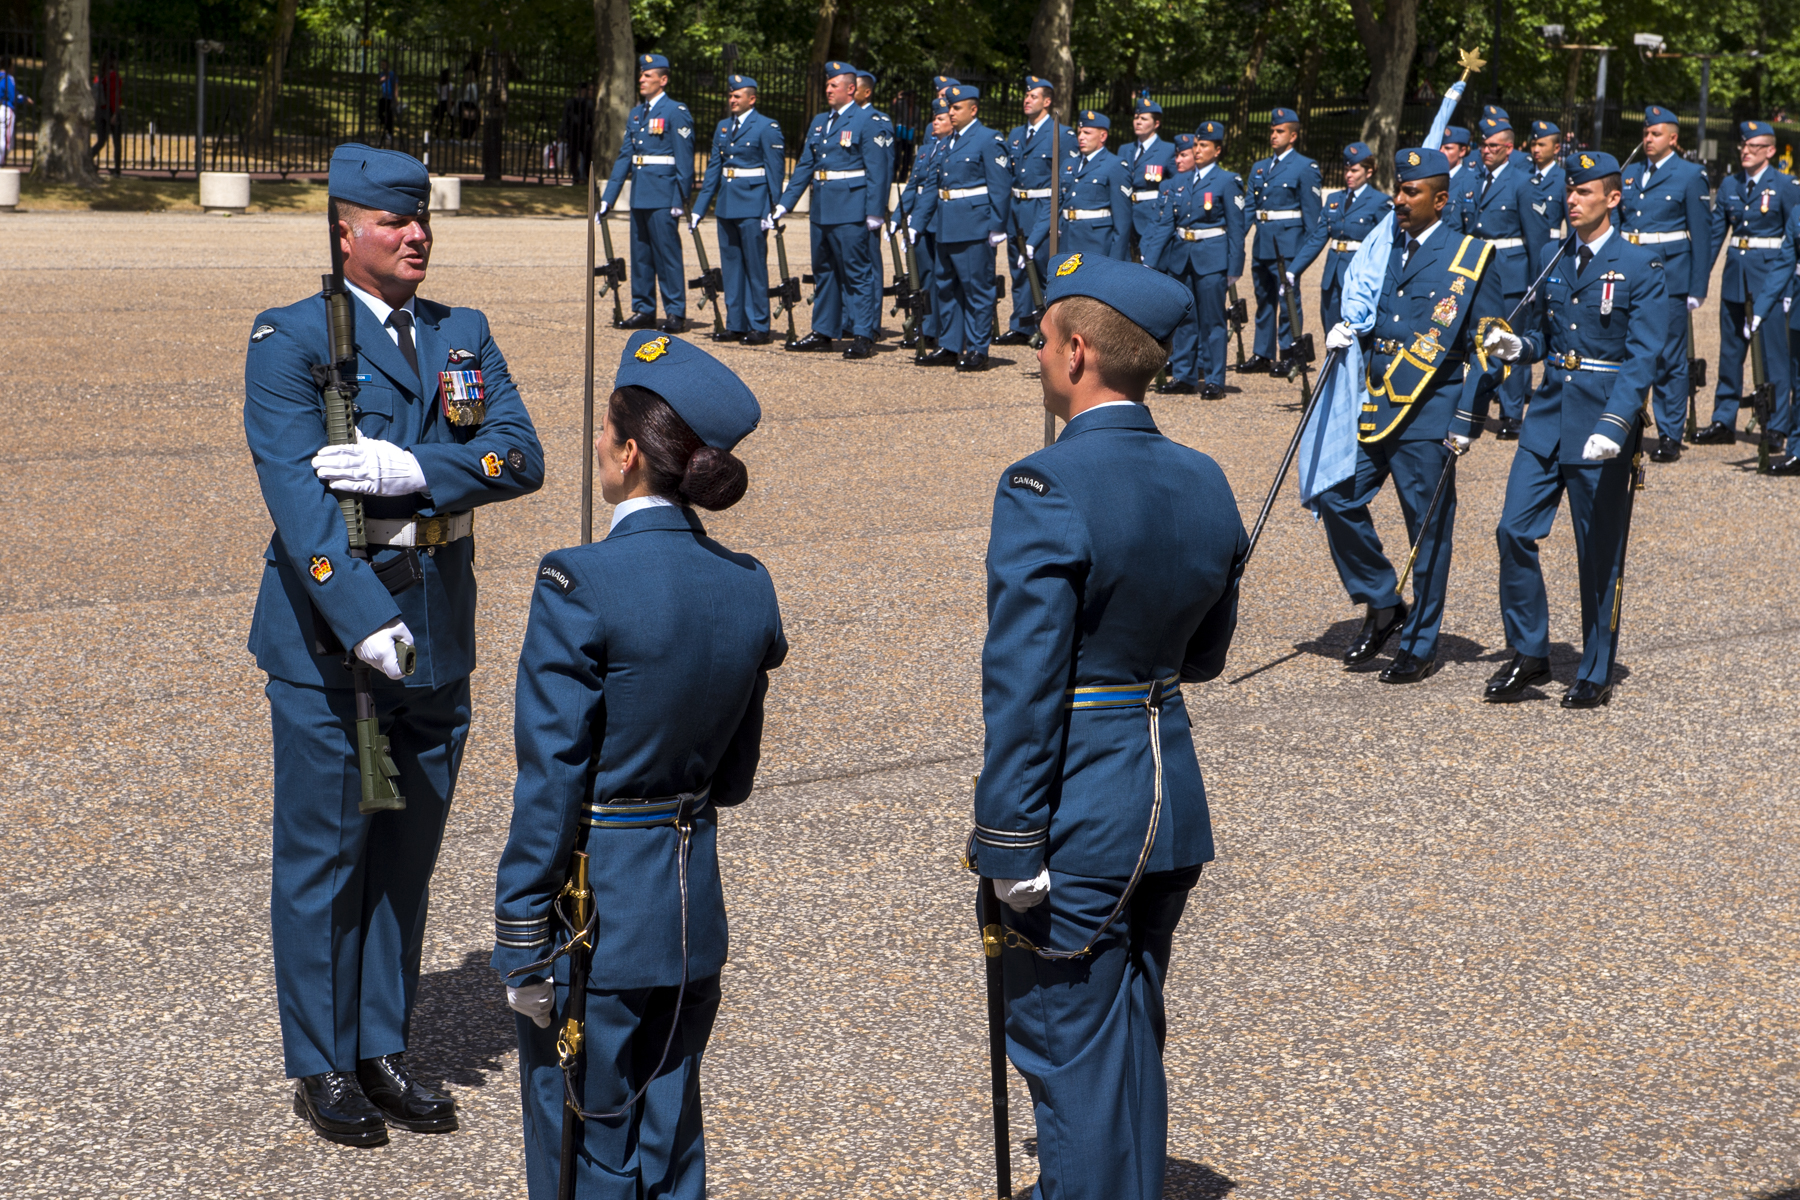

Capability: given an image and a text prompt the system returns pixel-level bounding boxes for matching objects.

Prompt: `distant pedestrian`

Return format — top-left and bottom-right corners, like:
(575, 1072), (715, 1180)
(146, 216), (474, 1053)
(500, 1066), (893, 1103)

(431, 68), (451, 140)
(91, 54), (123, 175)
(458, 70), (481, 141)
(0, 56), (34, 168)
(560, 80), (595, 185)
(377, 60), (398, 145)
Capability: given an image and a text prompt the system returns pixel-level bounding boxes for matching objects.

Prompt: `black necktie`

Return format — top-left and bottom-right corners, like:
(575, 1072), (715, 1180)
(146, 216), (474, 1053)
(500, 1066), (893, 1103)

(1577, 245), (1593, 276)
(731, 117), (740, 139)
(1403, 235), (1420, 266)
(389, 309), (419, 380)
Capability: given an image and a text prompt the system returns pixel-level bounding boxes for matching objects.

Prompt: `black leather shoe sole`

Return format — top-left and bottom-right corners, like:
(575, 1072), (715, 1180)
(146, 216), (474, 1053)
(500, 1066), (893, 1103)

(1648, 438), (1682, 463)
(742, 331), (772, 345)
(1689, 424), (1735, 445)
(1560, 681), (1613, 709)
(367, 1096), (459, 1134)
(615, 314), (657, 330)
(1378, 656), (1439, 684)
(916, 350), (960, 367)
(993, 332), (1034, 345)
(1767, 455), (1800, 476)
(1200, 384), (1226, 400)
(1237, 357), (1272, 374)
(293, 1089), (389, 1148)
(710, 330), (745, 342)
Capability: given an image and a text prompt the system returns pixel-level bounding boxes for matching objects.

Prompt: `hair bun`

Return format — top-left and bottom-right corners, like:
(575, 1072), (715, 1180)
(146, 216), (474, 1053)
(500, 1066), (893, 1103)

(679, 445), (749, 511)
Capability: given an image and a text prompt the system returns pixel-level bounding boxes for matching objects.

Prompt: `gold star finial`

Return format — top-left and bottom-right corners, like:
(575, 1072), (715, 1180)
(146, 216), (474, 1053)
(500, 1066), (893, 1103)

(1458, 47), (1488, 83)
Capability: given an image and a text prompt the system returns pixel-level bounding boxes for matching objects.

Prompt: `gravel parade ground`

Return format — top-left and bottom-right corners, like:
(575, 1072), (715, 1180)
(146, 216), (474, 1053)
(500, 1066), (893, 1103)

(3, 211), (1797, 1198)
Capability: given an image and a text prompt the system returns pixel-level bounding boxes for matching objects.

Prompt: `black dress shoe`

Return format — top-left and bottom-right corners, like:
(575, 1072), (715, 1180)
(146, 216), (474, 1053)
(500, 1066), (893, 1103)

(899, 333), (920, 349)
(956, 352), (990, 372)
(1560, 679), (1613, 708)
(1767, 454), (1800, 476)
(1690, 420), (1735, 445)
(711, 329), (745, 342)
(1343, 602), (1407, 667)
(842, 335), (874, 359)
(1495, 416), (1522, 440)
(294, 1072), (389, 1147)
(1648, 435), (1682, 463)
(1269, 358), (1295, 380)
(658, 316), (687, 334)
(787, 331), (835, 352)
(916, 347), (961, 367)
(993, 330), (1034, 345)
(1155, 380), (1199, 395)
(1378, 650), (1438, 684)
(1483, 653), (1551, 702)
(1200, 383), (1227, 400)
(1239, 355), (1273, 374)
(742, 330), (772, 345)
(616, 312), (658, 330)
(357, 1053), (458, 1134)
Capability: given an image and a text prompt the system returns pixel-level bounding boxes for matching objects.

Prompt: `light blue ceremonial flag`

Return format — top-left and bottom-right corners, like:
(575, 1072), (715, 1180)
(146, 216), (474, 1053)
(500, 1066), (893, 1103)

(1298, 81), (1468, 509)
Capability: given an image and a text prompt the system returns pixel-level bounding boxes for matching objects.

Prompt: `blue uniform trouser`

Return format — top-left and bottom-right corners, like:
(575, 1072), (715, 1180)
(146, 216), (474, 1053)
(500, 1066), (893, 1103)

(1713, 298), (1792, 427)
(914, 231), (940, 340)
(808, 220), (875, 340)
(1782, 323), (1800, 440)
(934, 237), (998, 355)
(1250, 255), (1300, 360)
(1314, 435), (1459, 662)
(1648, 292), (1693, 439)
(864, 226), (887, 334)
(1496, 431), (1639, 686)
(1009, 204), (1049, 333)
(266, 675), (470, 1079)
(716, 216), (770, 334)
(517, 973), (721, 1200)
(998, 865), (1204, 1200)
(1165, 268), (1227, 386)
(630, 206), (686, 320)
(1495, 292), (1532, 420)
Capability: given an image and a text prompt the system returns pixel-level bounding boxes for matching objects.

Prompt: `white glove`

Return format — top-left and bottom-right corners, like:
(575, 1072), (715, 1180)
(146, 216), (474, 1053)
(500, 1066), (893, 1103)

(687, 212), (701, 232)
(1015, 254), (1027, 271)
(759, 213), (774, 232)
(1325, 321), (1357, 351)
(987, 231), (1008, 247)
(994, 867), (1052, 913)
(1482, 325), (1523, 362)
(1686, 296), (1702, 312)
(355, 618), (416, 681)
(312, 432), (429, 496)
(1284, 271), (1296, 288)
(906, 226), (918, 245)
(595, 200), (609, 217)
(506, 979), (555, 1029)
(1227, 275), (1240, 287)
(771, 204), (788, 222)
(1448, 434), (1471, 455)
(865, 215), (883, 231)
(1582, 433), (1623, 461)
(1023, 242), (1035, 260)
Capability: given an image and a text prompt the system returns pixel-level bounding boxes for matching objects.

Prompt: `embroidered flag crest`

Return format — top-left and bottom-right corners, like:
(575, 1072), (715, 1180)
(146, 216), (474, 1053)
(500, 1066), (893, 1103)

(1432, 296), (1458, 326)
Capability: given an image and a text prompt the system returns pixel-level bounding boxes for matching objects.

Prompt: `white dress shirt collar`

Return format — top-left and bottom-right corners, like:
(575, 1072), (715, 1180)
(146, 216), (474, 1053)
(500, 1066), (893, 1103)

(607, 494), (678, 534)
(1577, 223), (1615, 256)
(344, 279), (417, 347)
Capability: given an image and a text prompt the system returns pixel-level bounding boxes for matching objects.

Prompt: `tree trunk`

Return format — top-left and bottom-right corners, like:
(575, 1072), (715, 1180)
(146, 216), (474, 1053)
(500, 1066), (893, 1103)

(482, 39), (505, 180)
(1350, 0), (1420, 192)
(1028, 0), (1075, 122)
(1295, 42), (1326, 150)
(1229, 3), (1279, 147)
(36, 0), (98, 185)
(805, 0), (837, 119)
(247, 0), (300, 152)
(1560, 47), (1582, 138)
(591, 0), (633, 187)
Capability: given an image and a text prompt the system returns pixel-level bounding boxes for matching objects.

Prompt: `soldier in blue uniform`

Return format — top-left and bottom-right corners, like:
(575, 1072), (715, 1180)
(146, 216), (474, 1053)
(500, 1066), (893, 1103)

(772, 61), (893, 359)
(495, 332), (784, 1199)
(246, 145), (545, 1146)
(1438, 126), (1476, 227)
(599, 55), (696, 334)
(1526, 120), (1567, 237)
(854, 69), (898, 339)
(690, 74), (785, 345)
(1140, 124), (1245, 398)
(1121, 98), (1178, 261)
(896, 99), (953, 351)
(1699, 120), (1800, 446)
(1243, 106), (1323, 377)
(1617, 105), (1713, 462)
(972, 252), (1245, 1200)
(1291, 141), (1390, 333)
(1315, 147), (1507, 683)
(1457, 108), (1552, 438)
(904, 84), (1012, 372)
(1479, 151), (1666, 707)
(1025, 110), (1131, 262)
(1749, 181), (1800, 473)
(995, 75), (1075, 345)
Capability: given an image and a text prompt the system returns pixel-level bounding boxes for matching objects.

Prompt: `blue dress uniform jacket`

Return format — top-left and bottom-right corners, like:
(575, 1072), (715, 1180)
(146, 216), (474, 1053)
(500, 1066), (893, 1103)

(1497, 233), (1666, 689)
(245, 290), (545, 1081)
(1748, 202), (1800, 442)
(1707, 166), (1800, 427)
(1315, 227), (1506, 665)
(693, 108), (787, 336)
(1004, 117), (1077, 334)
(857, 104), (899, 334)
(602, 94), (698, 321)
(1442, 161), (1479, 224)
(1529, 161), (1567, 235)
(1121, 135), (1180, 248)
(1247, 149), (1323, 358)
(902, 135), (948, 340)
(915, 121), (1013, 355)
(1291, 183), (1391, 331)
(778, 103), (893, 340)
(493, 504), (785, 1200)
(1455, 161), (1552, 420)
(1139, 165), (1247, 387)
(1615, 152), (1713, 438)
(1028, 148), (1133, 259)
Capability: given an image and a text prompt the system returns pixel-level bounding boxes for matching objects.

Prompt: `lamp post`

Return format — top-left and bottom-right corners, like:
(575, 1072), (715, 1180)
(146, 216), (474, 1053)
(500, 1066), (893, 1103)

(1538, 28), (1612, 151)
(195, 40), (224, 174)
(1633, 35), (1764, 170)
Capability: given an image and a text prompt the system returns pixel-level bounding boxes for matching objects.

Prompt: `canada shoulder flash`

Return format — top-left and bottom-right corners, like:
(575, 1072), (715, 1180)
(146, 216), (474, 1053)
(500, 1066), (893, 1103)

(538, 563), (574, 594)
(1009, 468), (1051, 496)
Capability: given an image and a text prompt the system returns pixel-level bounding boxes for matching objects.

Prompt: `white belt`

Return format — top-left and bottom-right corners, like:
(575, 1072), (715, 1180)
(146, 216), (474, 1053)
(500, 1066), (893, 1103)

(1330, 239), (1363, 253)
(1065, 208), (1110, 220)
(1735, 236), (1782, 250)
(1177, 227), (1226, 241)
(940, 185), (988, 201)
(1013, 187), (1052, 200)
(723, 166), (765, 178)
(1623, 229), (1688, 245)
(1257, 209), (1301, 221)
(365, 511), (474, 548)
(1487, 237), (1524, 249)
(819, 169), (866, 181)
(632, 154), (676, 166)
(1132, 189), (1161, 202)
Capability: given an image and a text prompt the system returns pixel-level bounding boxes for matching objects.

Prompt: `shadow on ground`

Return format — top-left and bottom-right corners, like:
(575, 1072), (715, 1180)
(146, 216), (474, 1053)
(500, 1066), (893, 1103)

(407, 949), (518, 1092)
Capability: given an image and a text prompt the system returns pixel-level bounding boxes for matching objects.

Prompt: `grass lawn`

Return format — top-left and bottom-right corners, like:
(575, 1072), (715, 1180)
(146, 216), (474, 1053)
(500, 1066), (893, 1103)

(13, 175), (589, 217)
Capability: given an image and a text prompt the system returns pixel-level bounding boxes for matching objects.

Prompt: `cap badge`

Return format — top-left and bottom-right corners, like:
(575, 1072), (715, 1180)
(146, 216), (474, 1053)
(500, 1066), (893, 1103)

(635, 335), (672, 362)
(1580, 154), (1594, 169)
(1408, 152), (1420, 166)
(1056, 254), (1083, 276)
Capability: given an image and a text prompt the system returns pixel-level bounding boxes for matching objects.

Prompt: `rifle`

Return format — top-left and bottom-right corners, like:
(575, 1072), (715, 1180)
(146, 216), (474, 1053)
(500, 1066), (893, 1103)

(1227, 283), (1249, 369)
(1605, 420), (1647, 651)
(992, 271), (1005, 342)
(1019, 238), (1047, 350)
(687, 224), (726, 337)
(596, 213), (627, 329)
(555, 851), (595, 1200)
(1684, 309), (1705, 443)
(976, 882), (1013, 1200)
(884, 225), (919, 339)
(1749, 322), (1776, 473)
(317, 198), (412, 813)
(1271, 249), (1316, 404)
(768, 222), (801, 347)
